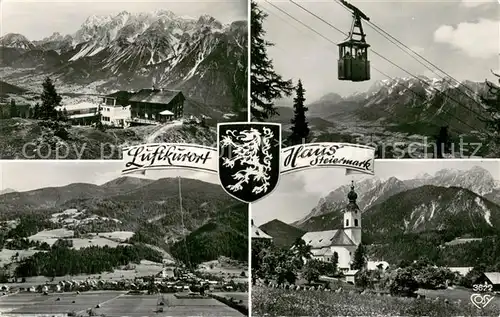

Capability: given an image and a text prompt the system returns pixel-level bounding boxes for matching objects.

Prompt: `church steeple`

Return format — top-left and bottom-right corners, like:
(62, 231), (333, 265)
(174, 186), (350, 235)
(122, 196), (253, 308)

(347, 180), (358, 203)
(343, 180), (362, 245)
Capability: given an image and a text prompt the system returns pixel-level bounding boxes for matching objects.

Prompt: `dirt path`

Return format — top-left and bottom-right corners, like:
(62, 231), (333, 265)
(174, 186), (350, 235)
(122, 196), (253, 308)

(145, 121), (183, 143)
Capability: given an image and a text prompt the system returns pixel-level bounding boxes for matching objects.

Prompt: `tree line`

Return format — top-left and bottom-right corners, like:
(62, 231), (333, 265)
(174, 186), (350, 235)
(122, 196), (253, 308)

(14, 243), (162, 278)
(368, 232), (500, 270)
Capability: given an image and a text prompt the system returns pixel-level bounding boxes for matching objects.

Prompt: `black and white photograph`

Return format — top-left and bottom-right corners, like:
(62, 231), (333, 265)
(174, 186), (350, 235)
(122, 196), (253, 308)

(0, 161), (248, 316)
(250, 0), (500, 158)
(0, 0), (248, 159)
(251, 159), (500, 316)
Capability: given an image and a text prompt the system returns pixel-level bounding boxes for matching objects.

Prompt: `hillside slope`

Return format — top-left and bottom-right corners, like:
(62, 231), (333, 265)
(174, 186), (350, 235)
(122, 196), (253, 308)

(170, 203), (248, 266)
(258, 219), (305, 248)
(0, 118), (216, 159)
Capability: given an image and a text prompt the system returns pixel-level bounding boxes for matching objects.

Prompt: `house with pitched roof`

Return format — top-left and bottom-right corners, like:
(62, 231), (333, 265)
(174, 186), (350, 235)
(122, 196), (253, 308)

(127, 87), (184, 125)
(300, 181), (362, 271)
(474, 272), (500, 292)
(101, 87), (185, 126)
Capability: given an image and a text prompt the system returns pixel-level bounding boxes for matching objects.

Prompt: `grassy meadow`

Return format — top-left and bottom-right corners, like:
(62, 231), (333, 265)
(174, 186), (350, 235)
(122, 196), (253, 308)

(251, 286), (499, 317)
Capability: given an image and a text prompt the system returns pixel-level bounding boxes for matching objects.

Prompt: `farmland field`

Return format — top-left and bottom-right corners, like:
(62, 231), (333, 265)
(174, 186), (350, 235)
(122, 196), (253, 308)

(251, 286), (499, 317)
(213, 292), (248, 308)
(0, 291), (246, 317)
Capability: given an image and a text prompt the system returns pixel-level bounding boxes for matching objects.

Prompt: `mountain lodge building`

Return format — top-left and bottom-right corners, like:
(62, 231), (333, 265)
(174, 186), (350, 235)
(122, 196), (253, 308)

(101, 87), (185, 126)
(300, 181), (362, 271)
(56, 102), (100, 126)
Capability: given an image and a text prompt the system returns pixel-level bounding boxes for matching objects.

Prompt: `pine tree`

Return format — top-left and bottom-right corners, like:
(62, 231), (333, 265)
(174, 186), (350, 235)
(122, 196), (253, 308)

(435, 126), (449, 158)
(481, 70), (500, 147)
(40, 77), (62, 120)
(288, 80), (310, 146)
(251, 1), (293, 121)
(9, 99), (17, 118)
(331, 251), (339, 275)
(95, 109), (106, 132)
(62, 108), (68, 122)
(33, 103), (40, 119)
(352, 244), (367, 270)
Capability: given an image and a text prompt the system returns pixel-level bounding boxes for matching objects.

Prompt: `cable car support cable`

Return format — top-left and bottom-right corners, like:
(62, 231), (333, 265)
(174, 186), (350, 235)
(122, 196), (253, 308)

(332, 0), (487, 116)
(261, 0), (480, 136)
(288, 0), (492, 129)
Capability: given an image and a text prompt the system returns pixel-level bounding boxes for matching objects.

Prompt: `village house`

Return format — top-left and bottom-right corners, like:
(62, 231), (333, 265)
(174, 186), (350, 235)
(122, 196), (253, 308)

(344, 269), (359, 284)
(447, 267), (474, 276)
(102, 87), (185, 126)
(474, 272), (500, 292)
(300, 181), (362, 271)
(367, 261), (389, 271)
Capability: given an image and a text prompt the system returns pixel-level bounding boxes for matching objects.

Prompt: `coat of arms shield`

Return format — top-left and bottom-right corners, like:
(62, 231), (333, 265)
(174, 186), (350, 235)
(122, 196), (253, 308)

(217, 122), (281, 203)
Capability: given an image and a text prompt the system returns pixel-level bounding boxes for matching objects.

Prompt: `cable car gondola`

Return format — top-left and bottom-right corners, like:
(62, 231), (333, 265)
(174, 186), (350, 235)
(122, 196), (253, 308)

(337, 0), (371, 82)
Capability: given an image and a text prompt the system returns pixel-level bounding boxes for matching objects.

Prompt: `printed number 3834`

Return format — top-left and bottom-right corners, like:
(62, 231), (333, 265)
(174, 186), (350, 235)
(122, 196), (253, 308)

(473, 284), (493, 292)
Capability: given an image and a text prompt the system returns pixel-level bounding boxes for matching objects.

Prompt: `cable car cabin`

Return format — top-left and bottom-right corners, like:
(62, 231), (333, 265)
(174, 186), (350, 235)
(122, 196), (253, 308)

(338, 40), (370, 82)
(336, 0), (371, 82)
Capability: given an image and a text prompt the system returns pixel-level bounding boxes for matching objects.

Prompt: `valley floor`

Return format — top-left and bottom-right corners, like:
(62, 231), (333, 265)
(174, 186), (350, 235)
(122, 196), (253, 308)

(276, 110), (499, 158)
(0, 291), (247, 317)
(251, 286), (498, 317)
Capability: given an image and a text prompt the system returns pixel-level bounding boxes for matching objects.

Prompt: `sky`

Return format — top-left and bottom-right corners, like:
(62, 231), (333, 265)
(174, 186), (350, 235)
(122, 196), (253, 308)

(0, 0), (248, 40)
(257, 0), (499, 101)
(0, 160), (218, 192)
(252, 159), (500, 226)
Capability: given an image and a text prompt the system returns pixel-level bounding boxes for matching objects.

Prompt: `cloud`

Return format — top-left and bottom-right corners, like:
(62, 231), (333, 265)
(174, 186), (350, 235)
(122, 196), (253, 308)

(460, 0), (497, 7)
(434, 18), (499, 58)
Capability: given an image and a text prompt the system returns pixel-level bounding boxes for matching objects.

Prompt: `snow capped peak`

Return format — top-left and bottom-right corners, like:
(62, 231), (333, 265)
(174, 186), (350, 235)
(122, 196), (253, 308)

(42, 32), (64, 42)
(415, 172), (432, 179)
(0, 33), (34, 50)
(117, 10), (130, 16)
(197, 14), (222, 29)
(152, 9), (176, 18)
(83, 14), (113, 28)
(180, 15), (197, 21)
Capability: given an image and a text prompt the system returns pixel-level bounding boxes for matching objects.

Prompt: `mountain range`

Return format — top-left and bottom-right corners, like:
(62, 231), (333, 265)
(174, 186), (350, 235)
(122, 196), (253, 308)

(0, 10), (247, 111)
(0, 176), (248, 263)
(259, 166), (500, 256)
(271, 76), (497, 157)
(296, 165), (500, 226)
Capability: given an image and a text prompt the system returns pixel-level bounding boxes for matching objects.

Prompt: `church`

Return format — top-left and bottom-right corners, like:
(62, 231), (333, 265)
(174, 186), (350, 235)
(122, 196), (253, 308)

(300, 181), (361, 271)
